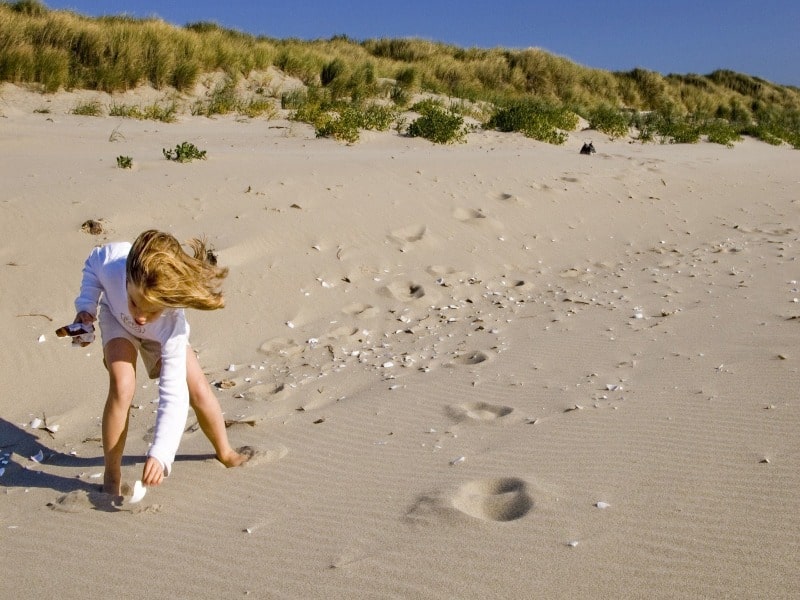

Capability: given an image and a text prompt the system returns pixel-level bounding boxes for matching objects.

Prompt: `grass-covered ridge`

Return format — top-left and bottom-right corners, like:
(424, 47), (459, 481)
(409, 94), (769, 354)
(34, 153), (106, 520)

(2, 0), (799, 146)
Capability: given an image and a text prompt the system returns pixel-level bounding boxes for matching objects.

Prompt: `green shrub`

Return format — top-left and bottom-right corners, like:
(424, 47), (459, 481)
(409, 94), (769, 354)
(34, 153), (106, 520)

(281, 88), (309, 110)
(389, 86), (409, 107)
(632, 110), (701, 144)
(315, 108), (360, 143)
(486, 99), (577, 145)
(312, 102), (397, 143)
(240, 97), (277, 118)
(116, 155), (132, 169)
(162, 142), (206, 162)
(358, 103), (397, 130)
(109, 102), (177, 122)
(663, 119), (701, 144)
(588, 105), (630, 139)
(410, 98), (445, 114)
(196, 77), (239, 116)
(407, 103), (467, 144)
(71, 100), (103, 116)
(701, 119), (742, 147)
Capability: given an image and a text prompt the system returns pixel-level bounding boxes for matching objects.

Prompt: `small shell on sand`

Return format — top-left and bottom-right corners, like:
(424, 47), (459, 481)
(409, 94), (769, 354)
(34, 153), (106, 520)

(127, 480), (147, 504)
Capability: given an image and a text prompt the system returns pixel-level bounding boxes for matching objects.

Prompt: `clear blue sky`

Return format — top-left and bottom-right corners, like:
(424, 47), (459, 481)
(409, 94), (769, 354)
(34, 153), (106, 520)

(42, 1), (800, 86)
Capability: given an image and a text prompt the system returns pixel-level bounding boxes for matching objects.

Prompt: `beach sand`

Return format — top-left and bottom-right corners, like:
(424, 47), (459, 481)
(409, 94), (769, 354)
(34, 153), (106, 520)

(2, 82), (799, 599)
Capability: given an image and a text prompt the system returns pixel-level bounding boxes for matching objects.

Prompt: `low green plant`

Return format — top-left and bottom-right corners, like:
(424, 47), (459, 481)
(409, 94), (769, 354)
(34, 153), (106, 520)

(71, 100), (103, 116)
(407, 102), (467, 144)
(192, 78), (239, 116)
(389, 86), (409, 107)
(162, 142), (207, 162)
(281, 88), (309, 110)
(588, 105), (630, 139)
(116, 155), (132, 169)
(315, 108), (360, 143)
(632, 110), (701, 144)
(701, 119), (742, 147)
(312, 103), (397, 143)
(239, 97), (277, 119)
(109, 102), (177, 122)
(486, 99), (577, 145)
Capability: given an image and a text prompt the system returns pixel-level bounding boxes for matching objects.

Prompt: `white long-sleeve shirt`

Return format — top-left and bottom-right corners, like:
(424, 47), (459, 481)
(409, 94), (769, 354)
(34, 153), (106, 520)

(75, 242), (190, 475)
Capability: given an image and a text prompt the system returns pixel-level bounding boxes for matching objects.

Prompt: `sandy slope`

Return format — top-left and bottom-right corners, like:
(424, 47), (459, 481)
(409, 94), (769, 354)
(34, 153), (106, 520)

(1, 83), (799, 599)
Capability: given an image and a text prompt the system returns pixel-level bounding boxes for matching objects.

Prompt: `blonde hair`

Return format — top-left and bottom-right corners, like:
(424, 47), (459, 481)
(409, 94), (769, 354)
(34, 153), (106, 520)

(126, 230), (228, 310)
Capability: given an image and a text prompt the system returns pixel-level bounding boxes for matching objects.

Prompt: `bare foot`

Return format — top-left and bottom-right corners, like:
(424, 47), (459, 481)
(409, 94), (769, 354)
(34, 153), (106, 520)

(217, 447), (250, 468)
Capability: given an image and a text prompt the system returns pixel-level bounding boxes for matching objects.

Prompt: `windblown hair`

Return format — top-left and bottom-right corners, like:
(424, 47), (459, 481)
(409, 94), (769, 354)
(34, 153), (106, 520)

(126, 230), (228, 310)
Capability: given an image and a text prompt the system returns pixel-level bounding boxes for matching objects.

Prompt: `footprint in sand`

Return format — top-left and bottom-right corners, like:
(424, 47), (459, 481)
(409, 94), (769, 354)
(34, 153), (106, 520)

(452, 478), (533, 522)
(342, 302), (380, 319)
(50, 489), (159, 513)
(323, 324), (360, 341)
(381, 280), (428, 302)
(388, 224), (428, 251)
(453, 207), (503, 230)
(258, 337), (304, 358)
(244, 382), (291, 401)
(491, 192), (528, 207)
(236, 444), (289, 466)
(447, 401), (514, 423)
(453, 350), (490, 366)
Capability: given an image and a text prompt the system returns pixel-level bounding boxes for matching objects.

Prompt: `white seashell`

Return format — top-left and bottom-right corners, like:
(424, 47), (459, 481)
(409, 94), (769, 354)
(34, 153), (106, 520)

(382, 361), (394, 368)
(633, 312), (644, 319)
(227, 363), (236, 372)
(45, 424), (60, 433)
(38, 334), (46, 343)
(30, 450), (44, 463)
(595, 501), (611, 509)
(567, 540), (580, 547)
(286, 321), (295, 328)
(128, 480), (147, 504)
(30, 418), (43, 429)
(449, 456), (466, 466)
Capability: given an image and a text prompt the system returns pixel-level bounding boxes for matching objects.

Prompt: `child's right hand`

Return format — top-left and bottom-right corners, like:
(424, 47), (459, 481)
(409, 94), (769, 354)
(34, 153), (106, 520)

(74, 311), (96, 326)
(71, 312), (96, 346)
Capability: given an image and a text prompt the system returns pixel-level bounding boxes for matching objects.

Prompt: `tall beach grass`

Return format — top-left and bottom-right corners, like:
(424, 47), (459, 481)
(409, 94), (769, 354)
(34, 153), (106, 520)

(2, 1), (799, 146)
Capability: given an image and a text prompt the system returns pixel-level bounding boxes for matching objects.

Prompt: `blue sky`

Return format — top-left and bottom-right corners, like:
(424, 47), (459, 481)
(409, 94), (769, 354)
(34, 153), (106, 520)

(42, 1), (800, 86)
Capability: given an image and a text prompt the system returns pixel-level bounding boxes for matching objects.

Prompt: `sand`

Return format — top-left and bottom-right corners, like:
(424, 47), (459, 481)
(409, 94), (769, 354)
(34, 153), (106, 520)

(1, 81), (799, 599)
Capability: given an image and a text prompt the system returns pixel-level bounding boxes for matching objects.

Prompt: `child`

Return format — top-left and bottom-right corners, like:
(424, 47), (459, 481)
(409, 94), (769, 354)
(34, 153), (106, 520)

(71, 229), (248, 496)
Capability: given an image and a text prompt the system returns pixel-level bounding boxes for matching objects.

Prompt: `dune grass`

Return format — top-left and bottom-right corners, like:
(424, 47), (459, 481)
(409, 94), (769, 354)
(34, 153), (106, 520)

(2, 1), (799, 146)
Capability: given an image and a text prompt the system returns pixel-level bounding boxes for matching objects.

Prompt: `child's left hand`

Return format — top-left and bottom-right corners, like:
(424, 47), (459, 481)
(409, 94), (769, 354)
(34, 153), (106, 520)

(141, 456), (165, 487)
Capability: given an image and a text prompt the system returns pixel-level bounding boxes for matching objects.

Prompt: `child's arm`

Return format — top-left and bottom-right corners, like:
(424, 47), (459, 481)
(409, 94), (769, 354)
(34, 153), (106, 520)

(144, 328), (191, 480)
(74, 246), (106, 318)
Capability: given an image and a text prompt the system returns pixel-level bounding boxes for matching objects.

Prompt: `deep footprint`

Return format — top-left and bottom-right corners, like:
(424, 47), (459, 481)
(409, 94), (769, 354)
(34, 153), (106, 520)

(454, 350), (489, 365)
(447, 401), (514, 422)
(237, 444), (289, 466)
(452, 478), (533, 522)
(382, 280), (426, 301)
